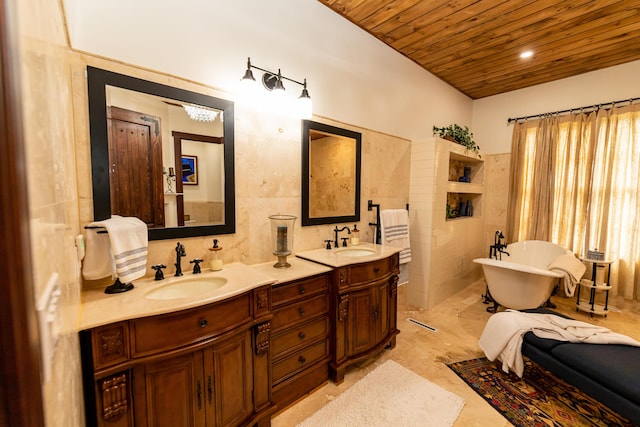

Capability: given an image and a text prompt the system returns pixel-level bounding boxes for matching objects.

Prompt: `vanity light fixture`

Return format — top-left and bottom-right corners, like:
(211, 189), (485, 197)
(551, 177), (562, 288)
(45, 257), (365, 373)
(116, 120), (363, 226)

(241, 57), (312, 118)
(182, 104), (219, 122)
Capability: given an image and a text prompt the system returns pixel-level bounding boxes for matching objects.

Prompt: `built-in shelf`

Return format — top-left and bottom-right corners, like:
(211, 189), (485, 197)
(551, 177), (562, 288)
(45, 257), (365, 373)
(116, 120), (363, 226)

(445, 140), (484, 220)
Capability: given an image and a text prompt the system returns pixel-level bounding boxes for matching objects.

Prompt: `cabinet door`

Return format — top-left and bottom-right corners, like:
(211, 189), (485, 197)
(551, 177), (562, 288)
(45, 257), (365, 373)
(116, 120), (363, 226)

(133, 351), (205, 427)
(346, 288), (376, 356)
(205, 330), (253, 427)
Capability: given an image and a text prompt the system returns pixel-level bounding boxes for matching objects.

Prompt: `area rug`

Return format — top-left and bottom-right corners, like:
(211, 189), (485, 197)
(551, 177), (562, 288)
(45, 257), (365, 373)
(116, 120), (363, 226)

(296, 360), (465, 427)
(447, 357), (633, 427)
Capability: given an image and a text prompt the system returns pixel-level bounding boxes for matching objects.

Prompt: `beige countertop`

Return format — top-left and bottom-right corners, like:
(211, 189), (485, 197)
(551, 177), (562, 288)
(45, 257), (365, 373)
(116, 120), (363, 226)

(295, 242), (400, 268)
(79, 248), (396, 331)
(251, 257), (333, 283)
(79, 262), (277, 330)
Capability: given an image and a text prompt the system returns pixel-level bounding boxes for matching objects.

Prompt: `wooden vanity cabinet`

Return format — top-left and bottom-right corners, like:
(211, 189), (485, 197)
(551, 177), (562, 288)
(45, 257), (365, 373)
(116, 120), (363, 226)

(270, 273), (330, 412)
(330, 253), (400, 383)
(80, 285), (274, 427)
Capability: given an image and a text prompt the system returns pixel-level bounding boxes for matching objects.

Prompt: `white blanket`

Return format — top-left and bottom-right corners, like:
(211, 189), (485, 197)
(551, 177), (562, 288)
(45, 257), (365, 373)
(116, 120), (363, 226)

(548, 253), (586, 297)
(478, 310), (640, 377)
(380, 209), (411, 264)
(82, 215), (148, 283)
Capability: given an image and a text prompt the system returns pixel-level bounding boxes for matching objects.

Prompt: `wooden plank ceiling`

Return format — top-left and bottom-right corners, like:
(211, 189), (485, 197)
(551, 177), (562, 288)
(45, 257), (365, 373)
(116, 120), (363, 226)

(317, 0), (640, 99)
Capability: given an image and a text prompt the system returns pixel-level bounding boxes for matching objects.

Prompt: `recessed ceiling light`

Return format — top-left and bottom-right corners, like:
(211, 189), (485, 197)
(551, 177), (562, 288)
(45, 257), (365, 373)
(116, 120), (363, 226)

(520, 50), (534, 59)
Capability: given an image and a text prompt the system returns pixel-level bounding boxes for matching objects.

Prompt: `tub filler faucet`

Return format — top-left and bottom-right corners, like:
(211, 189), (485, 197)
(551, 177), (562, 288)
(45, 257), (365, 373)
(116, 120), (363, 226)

(489, 231), (509, 260)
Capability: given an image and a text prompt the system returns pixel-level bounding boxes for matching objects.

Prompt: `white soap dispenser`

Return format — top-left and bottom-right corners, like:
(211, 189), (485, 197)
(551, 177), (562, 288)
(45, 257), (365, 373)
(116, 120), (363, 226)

(351, 224), (360, 246)
(209, 239), (223, 271)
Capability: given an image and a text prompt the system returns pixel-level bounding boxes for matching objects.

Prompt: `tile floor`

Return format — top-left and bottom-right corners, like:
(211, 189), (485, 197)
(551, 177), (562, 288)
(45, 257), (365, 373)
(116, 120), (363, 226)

(272, 280), (640, 426)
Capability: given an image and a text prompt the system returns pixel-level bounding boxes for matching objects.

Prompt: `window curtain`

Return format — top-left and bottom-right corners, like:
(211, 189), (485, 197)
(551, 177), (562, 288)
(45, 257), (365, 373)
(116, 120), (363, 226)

(506, 104), (640, 300)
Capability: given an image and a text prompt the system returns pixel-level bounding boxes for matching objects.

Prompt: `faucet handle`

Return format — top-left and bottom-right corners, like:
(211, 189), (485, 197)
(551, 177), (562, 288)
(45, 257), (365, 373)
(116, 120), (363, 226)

(190, 258), (203, 274)
(324, 239), (332, 250)
(341, 237), (349, 247)
(151, 264), (166, 281)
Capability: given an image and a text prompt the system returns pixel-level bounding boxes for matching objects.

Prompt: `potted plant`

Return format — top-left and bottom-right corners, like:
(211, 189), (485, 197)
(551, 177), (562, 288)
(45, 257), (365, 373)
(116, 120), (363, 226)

(433, 124), (481, 157)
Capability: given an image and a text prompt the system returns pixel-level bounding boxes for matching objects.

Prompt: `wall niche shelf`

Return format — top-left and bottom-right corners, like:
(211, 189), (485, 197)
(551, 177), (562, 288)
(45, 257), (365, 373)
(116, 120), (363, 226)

(446, 142), (484, 221)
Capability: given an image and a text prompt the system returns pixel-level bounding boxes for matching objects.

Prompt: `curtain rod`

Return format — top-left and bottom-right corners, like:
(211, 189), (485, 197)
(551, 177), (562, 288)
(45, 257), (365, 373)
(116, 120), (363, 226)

(507, 96), (640, 124)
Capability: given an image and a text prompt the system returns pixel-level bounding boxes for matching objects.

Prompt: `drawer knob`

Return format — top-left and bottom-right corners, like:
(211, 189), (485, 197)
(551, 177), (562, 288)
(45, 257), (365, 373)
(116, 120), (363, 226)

(298, 356), (306, 364)
(299, 285), (306, 294)
(299, 308), (306, 316)
(298, 332), (306, 340)
(373, 267), (380, 274)
(199, 319), (208, 328)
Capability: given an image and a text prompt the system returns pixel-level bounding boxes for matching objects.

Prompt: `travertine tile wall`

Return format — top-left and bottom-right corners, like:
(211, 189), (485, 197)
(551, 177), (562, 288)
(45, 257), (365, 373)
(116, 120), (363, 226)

(408, 138), (485, 309)
(71, 55), (412, 282)
(17, 0), (85, 425)
(483, 153), (511, 248)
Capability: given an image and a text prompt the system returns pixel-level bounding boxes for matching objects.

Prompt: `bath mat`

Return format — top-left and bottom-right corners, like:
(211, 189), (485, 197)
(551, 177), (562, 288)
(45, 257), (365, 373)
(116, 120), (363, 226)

(296, 360), (464, 427)
(447, 357), (633, 427)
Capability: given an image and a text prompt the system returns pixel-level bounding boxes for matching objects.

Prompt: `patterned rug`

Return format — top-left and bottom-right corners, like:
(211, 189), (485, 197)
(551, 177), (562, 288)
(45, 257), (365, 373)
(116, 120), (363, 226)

(447, 357), (633, 427)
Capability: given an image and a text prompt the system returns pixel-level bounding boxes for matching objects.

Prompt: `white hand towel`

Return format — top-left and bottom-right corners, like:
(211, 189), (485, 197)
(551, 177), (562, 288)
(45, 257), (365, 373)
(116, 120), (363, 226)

(82, 215), (148, 283)
(380, 209), (411, 264)
(82, 228), (116, 280)
(548, 254), (587, 297)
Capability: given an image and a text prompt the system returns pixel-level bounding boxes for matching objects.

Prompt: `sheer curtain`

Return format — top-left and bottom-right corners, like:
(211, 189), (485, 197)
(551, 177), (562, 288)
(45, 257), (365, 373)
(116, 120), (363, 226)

(506, 104), (640, 300)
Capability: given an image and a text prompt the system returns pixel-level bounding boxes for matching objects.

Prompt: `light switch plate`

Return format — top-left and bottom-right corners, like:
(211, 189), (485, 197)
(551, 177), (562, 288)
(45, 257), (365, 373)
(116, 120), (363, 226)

(36, 272), (61, 382)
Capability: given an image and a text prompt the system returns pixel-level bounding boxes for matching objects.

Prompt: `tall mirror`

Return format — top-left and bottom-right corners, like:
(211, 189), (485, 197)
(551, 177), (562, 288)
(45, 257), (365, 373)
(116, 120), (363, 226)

(87, 67), (235, 240)
(302, 120), (361, 226)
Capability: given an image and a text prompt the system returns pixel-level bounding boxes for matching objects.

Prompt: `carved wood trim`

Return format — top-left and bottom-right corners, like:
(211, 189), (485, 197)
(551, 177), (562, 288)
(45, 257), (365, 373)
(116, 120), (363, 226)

(255, 321), (271, 356)
(338, 294), (349, 321)
(389, 275), (399, 296)
(101, 330), (124, 357)
(256, 288), (269, 310)
(100, 372), (129, 421)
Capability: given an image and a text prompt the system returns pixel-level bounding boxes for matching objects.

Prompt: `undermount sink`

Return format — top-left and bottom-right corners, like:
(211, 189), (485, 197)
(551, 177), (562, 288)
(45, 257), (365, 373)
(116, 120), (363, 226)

(145, 276), (228, 300)
(335, 247), (376, 257)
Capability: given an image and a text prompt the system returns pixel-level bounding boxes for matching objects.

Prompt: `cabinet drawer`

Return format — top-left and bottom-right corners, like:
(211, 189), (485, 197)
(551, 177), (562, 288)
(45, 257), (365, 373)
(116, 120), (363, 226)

(272, 316), (329, 358)
(272, 275), (329, 308)
(271, 294), (329, 332)
(349, 258), (392, 285)
(272, 339), (329, 384)
(130, 293), (251, 357)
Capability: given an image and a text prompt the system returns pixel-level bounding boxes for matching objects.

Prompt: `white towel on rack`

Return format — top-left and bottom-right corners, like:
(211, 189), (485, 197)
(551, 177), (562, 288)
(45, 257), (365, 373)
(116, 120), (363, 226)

(82, 227), (116, 280)
(82, 215), (148, 283)
(380, 209), (411, 264)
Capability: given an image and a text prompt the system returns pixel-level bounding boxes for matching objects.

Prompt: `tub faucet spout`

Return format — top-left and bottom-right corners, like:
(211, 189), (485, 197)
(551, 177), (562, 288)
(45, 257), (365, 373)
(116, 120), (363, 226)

(175, 242), (186, 276)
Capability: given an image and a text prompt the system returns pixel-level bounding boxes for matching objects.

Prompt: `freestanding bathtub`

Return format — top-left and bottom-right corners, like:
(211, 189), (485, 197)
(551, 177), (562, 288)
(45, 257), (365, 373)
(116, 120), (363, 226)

(474, 240), (571, 311)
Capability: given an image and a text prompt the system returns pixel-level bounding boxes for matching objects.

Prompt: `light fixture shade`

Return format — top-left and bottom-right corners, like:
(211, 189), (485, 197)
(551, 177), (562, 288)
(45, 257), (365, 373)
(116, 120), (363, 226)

(241, 57), (256, 82)
(298, 79), (312, 119)
(183, 104), (219, 122)
(242, 68), (255, 82)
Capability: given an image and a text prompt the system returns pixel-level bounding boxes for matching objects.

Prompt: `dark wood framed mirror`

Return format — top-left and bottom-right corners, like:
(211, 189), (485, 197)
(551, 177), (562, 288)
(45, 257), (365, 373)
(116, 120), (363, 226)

(301, 120), (361, 226)
(87, 66), (235, 240)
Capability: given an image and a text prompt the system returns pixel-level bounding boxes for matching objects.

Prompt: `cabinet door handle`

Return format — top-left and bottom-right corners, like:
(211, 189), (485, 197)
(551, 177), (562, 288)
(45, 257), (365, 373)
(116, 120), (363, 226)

(199, 319), (208, 328)
(207, 376), (212, 405)
(299, 308), (306, 316)
(299, 285), (306, 294)
(197, 380), (202, 410)
(298, 332), (306, 340)
(298, 355), (306, 364)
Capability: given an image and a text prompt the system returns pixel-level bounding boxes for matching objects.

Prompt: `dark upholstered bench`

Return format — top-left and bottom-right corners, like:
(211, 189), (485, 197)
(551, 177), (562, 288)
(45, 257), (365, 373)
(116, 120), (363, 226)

(520, 308), (640, 424)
